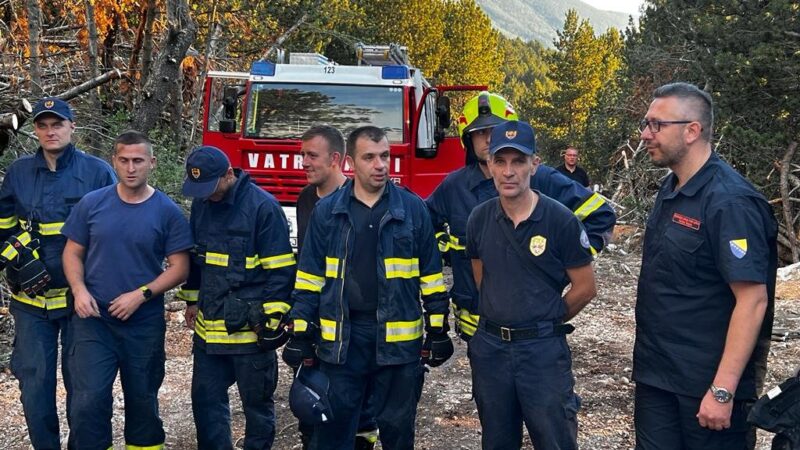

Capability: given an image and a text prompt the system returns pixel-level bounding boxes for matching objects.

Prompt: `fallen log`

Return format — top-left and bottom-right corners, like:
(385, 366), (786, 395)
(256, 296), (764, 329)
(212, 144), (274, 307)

(0, 113), (18, 130)
(57, 69), (123, 101)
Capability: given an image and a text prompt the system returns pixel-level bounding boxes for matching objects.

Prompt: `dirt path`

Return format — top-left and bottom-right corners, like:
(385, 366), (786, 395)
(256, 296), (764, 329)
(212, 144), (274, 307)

(0, 249), (798, 449)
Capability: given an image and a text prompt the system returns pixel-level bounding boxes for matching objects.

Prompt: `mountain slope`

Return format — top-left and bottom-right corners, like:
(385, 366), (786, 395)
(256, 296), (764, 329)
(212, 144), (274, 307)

(477, 0), (635, 45)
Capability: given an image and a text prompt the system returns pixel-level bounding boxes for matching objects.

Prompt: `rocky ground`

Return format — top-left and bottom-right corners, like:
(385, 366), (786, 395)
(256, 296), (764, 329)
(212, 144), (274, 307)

(0, 233), (798, 449)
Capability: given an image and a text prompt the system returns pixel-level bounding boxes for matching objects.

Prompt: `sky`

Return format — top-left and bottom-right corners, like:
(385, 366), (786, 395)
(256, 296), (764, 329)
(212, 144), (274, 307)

(581, 0), (643, 15)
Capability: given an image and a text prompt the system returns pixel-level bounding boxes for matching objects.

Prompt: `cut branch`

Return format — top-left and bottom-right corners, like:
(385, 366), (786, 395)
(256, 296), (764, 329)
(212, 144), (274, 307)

(57, 69), (123, 101)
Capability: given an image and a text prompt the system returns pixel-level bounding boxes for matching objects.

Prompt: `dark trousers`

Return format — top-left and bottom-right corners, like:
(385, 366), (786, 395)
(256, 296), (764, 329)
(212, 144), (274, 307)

(469, 329), (580, 450)
(191, 347), (278, 450)
(634, 382), (752, 450)
(67, 315), (166, 450)
(313, 320), (424, 450)
(10, 309), (71, 450)
(296, 369), (377, 448)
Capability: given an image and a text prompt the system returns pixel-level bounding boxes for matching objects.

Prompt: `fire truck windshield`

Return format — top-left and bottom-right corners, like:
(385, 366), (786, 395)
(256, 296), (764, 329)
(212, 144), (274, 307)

(244, 83), (404, 142)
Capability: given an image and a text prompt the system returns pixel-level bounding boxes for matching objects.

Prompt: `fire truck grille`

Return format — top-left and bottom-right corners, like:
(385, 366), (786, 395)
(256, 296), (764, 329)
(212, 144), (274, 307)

(250, 173), (306, 203)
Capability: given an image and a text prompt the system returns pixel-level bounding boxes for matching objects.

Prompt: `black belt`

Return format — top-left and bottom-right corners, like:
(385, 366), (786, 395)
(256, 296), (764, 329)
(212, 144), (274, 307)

(482, 320), (575, 341)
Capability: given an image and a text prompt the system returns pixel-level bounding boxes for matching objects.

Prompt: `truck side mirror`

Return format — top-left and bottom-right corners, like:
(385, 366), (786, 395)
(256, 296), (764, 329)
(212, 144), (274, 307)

(434, 96), (451, 143)
(219, 120), (236, 133)
(222, 87), (238, 121)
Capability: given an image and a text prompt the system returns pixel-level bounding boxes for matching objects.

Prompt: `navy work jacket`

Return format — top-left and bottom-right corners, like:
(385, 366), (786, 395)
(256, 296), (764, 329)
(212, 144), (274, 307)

(290, 181), (449, 366)
(0, 144), (115, 317)
(179, 172), (296, 355)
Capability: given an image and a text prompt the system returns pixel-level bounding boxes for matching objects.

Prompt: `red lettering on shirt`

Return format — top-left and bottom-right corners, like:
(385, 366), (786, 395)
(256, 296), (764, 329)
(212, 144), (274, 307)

(672, 213), (701, 231)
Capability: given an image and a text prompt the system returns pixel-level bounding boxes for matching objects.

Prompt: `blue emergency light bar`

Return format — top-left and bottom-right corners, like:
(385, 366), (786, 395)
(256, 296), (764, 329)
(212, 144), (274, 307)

(251, 60), (276, 76)
(382, 65), (410, 79)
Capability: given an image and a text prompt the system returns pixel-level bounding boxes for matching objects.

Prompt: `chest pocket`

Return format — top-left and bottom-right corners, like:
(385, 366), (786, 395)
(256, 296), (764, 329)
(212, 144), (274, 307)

(391, 227), (415, 259)
(658, 226), (705, 286)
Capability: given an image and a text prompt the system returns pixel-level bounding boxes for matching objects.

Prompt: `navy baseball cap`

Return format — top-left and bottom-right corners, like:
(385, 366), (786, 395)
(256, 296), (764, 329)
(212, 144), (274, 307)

(32, 97), (74, 122)
(489, 121), (536, 156)
(182, 146), (231, 198)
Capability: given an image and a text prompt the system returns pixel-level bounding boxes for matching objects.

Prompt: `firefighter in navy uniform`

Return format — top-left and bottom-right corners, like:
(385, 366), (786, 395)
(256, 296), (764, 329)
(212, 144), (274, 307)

(178, 146), (296, 450)
(466, 121), (597, 449)
(288, 126), (452, 450)
(425, 91), (615, 341)
(0, 97), (115, 449)
(633, 83), (777, 450)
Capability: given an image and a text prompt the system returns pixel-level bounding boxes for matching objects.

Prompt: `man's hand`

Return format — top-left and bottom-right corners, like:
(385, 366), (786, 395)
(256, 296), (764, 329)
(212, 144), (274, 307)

(108, 289), (146, 321)
(185, 304), (198, 329)
(696, 389), (733, 430)
(74, 288), (100, 318)
(421, 332), (454, 367)
(282, 337), (316, 369)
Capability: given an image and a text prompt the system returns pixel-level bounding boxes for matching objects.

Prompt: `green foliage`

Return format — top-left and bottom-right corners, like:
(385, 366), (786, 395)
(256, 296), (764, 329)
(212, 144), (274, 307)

(530, 10), (625, 172)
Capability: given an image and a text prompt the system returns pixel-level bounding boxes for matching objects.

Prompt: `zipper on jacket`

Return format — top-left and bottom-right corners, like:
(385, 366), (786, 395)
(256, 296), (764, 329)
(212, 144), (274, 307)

(336, 224), (350, 364)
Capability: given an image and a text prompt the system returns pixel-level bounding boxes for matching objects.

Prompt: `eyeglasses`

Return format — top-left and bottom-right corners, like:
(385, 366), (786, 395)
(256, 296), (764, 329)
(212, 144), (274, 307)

(638, 119), (693, 133)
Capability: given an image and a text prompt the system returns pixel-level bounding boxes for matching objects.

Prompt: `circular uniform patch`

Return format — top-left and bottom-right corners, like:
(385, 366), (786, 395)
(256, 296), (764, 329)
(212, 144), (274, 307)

(580, 230), (590, 249)
(529, 235), (547, 256)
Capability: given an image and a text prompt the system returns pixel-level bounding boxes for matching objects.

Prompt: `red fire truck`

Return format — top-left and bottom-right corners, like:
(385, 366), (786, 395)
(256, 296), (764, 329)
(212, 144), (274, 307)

(200, 44), (481, 246)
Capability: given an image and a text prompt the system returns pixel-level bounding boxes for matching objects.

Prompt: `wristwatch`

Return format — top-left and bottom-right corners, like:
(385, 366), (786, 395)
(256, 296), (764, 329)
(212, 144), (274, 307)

(140, 285), (153, 301)
(710, 384), (734, 403)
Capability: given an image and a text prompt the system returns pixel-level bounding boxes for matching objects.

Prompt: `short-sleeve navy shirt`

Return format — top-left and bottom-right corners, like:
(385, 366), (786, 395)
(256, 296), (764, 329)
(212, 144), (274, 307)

(466, 192), (593, 327)
(633, 153), (777, 400)
(62, 185), (193, 323)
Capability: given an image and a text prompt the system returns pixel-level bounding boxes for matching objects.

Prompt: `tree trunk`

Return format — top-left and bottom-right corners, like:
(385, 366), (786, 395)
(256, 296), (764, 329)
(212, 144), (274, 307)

(84, 0), (102, 152)
(130, 0), (197, 133)
(140, 0), (158, 86)
(188, 4), (220, 145)
(25, 0), (42, 97)
(780, 141), (800, 263)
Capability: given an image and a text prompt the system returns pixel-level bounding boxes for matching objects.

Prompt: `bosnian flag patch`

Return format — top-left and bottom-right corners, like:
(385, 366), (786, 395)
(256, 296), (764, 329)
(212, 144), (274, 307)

(729, 239), (748, 259)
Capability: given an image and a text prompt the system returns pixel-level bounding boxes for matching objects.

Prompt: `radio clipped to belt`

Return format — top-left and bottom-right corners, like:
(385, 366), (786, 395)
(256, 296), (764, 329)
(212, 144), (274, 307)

(1, 228), (50, 296)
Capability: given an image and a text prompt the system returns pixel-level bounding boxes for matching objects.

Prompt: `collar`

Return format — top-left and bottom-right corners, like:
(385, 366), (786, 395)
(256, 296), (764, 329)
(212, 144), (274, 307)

(333, 181), (406, 221)
(494, 190), (544, 223)
(465, 163), (491, 191)
(214, 169), (247, 205)
(663, 152), (720, 199)
(34, 143), (76, 170)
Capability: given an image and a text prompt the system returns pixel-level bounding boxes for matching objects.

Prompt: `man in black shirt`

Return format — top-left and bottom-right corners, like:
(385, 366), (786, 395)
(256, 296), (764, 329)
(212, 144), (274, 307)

(291, 125), (377, 449)
(555, 146), (590, 188)
(296, 125), (349, 253)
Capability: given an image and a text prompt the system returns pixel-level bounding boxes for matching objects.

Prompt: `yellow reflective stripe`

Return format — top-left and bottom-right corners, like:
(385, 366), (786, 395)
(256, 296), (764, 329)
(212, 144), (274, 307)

(176, 289), (198, 302)
(435, 231), (449, 252)
(574, 193), (605, 221)
(125, 443), (164, 450)
(0, 215), (17, 229)
(245, 255), (260, 269)
(261, 253), (296, 269)
(384, 257), (420, 279)
(16, 231), (33, 246)
(320, 318), (337, 341)
(295, 270), (325, 292)
(420, 273), (446, 295)
(263, 301), (290, 315)
(590, 246), (598, 256)
(325, 257), (340, 278)
(12, 288), (69, 310)
(39, 222), (64, 236)
(385, 318), (423, 342)
(294, 319), (308, 333)
(19, 219), (63, 235)
(456, 308), (480, 336)
(1, 243), (18, 261)
(428, 313), (444, 328)
(356, 429), (379, 443)
(205, 252), (229, 267)
(449, 235), (465, 251)
(194, 311), (257, 344)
